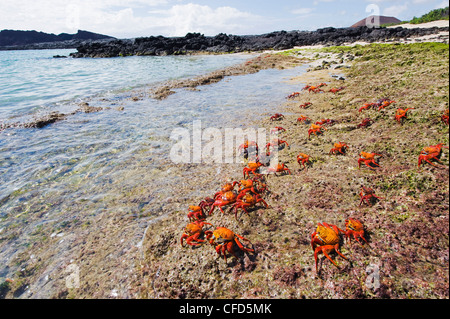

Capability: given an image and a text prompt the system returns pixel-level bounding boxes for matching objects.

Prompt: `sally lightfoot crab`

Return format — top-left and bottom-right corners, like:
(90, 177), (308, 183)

(311, 222), (347, 273)
(359, 186), (383, 206)
(358, 151), (382, 169)
(344, 218), (369, 246)
(232, 193), (269, 220)
(180, 220), (212, 247)
(418, 143), (449, 168)
(205, 227), (255, 263)
(329, 142), (349, 155)
(308, 124), (326, 139)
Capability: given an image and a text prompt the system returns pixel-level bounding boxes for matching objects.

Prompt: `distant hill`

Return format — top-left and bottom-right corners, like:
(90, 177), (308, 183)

(0, 29), (115, 47)
(351, 16), (401, 28)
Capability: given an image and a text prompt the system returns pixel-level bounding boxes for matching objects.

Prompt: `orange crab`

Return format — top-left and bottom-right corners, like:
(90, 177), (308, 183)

(308, 124), (326, 139)
(418, 143), (449, 168)
(297, 115), (311, 124)
(308, 86), (324, 93)
(394, 108), (414, 124)
(377, 99), (396, 111)
(180, 220), (212, 247)
(329, 142), (349, 155)
(297, 153), (311, 170)
(270, 113), (285, 121)
(344, 218), (369, 246)
(267, 162), (291, 175)
(358, 151), (382, 169)
(237, 177), (268, 196)
(243, 161), (264, 178)
(359, 186), (383, 206)
(232, 193), (269, 219)
(187, 205), (206, 221)
(208, 191), (238, 215)
(311, 222), (347, 273)
(205, 227), (255, 263)
(214, 181), (239, 199)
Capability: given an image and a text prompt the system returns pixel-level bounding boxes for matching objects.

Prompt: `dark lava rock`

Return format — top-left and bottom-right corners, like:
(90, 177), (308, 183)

(69, 26), (449, 58)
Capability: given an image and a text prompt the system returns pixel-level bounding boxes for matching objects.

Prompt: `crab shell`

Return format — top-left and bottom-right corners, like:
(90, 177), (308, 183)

(313, 223), (340, 246)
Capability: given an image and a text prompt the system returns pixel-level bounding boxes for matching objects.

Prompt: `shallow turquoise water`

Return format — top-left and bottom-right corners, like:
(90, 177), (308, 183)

(0, 50), (308, 291)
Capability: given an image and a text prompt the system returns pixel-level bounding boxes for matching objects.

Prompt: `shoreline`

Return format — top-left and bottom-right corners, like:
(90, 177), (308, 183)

(1, 41), (448, 299)
(136, 41), (448, 299)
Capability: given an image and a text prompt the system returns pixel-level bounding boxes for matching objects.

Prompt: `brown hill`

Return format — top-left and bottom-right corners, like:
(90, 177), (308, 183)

(351, 15), (401, 27)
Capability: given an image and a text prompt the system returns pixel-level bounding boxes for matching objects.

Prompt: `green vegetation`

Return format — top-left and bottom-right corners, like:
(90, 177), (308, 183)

(381, 6), (449, 26)
(409, 6), (449, 24)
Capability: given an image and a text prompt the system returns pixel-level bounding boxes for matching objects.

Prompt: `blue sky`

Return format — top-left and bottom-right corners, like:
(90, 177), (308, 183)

(1, 0), (448, 38)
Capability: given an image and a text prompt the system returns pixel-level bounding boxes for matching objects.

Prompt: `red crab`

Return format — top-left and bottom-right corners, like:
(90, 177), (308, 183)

(266, 139), (289, 152)
(308, 124), (326, 139)
(329, 87), (345, 94)
(357, 118), (374, 128)
(311, 222), (347, 273)
(187, 205), (206, 221)
(243, 161), (264, 178)
(308, 86), (324, 93)
(344, 218), (369, 246)
(287, 92), (301, 99)
(205, 227), (255, 263)
(297, 115), (311, 124)
(418, 143), (449, 168)
(180, 220), (212, 247)
(232, 193), (269, 220)
(214, 181), (239, 199)
(270, 113), (285, 121)
(442, 109), (449, 125)
(377, 99), (396, 111)
(208, 191), (238, 215)
(358, 151), (382, 169)
(300, 102), (312, 109)
(329, 142), (349, 155)
(359, 102), (377, 112)
(359, 186), (383, 206)
(315, 118), (335, 126)
(237, 177), (268, 196)
(297, 153), (311, 170)
(394, 108), (414, 124)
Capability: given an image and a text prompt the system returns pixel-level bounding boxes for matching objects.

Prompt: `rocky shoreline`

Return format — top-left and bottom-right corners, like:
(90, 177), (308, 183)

(69, 26), (448, 58)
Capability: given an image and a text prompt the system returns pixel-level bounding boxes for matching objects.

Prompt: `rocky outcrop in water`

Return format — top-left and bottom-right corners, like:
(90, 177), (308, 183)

(69, 26), (448, 58)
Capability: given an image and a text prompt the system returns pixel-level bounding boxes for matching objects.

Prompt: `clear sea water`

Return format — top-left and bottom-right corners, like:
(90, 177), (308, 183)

(0, 48), (307, 295)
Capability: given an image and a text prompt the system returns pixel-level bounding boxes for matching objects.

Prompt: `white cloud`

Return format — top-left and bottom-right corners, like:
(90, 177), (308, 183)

(137, 3), (265, 37)
(383, 3), (409, 17)
(292, 8), (315, 15)
(0, 1), (265, 38)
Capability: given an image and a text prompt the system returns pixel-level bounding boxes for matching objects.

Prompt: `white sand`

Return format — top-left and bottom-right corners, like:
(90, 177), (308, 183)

(387, 19), (449, 29)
